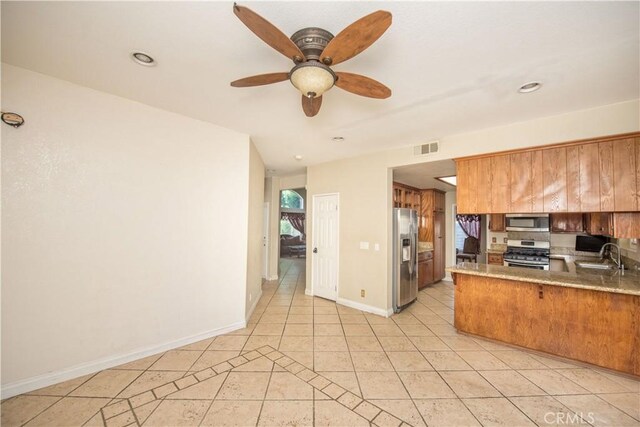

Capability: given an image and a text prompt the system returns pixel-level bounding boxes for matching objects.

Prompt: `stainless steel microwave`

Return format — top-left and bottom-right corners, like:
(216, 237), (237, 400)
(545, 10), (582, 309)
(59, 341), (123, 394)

(505, 214), (550, 232)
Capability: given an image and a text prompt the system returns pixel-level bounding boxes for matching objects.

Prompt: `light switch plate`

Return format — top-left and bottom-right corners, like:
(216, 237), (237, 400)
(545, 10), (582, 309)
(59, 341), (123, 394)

(360, 242), (369, 250)
(503, 238), (508, 243)
(492, 237), (497, 243)
(374, 243), (380, 251)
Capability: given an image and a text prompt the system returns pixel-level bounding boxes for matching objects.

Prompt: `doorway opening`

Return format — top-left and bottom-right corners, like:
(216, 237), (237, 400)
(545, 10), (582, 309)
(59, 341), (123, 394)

(279, 188), (307, 262)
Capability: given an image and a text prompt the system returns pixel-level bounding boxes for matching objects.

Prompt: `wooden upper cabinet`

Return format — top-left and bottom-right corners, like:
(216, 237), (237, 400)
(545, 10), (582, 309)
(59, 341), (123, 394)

(491, 155), (510, 213)
(456, 159), (477, 214)
(543, 147), (568, 212)
(532, 150), (544, 212)
(599, 141), (614, 211)
(636, 138), (640, 209)
(566, 146), (581, 212)
(434, 190), (446, 212)
(550, 213), (584, 233)
(612, 138), (638, 211)
(476, 157), (492, 213)
(489, 214), (505, 232)
(579, 143), (601, 212)
(510, 152), (530, 212)
(455, 132), (639, 214)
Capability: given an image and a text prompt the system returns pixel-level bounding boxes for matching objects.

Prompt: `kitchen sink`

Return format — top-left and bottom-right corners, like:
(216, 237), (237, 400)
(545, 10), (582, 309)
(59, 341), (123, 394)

(575, 261), (617, 270)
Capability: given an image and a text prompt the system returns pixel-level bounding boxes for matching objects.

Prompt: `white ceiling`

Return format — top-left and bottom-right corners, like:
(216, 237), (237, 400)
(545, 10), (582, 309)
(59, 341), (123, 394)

(393, 159), (457, 192)
(2, 1), (638, 175)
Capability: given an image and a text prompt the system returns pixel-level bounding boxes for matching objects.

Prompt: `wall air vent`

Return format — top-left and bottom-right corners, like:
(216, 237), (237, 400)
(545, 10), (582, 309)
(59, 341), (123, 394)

(414, 140), (439, 156)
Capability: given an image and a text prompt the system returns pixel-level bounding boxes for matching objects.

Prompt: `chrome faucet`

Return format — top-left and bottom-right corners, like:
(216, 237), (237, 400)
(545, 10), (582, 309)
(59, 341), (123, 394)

(599, 243), (623, 270)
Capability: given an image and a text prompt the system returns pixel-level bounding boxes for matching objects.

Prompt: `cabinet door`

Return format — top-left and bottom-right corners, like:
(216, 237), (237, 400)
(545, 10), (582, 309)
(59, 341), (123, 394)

(566, 146), (581, 212)
(418, 260), (428, 289)
(585, 213), (612, 236)
(579, 144), (601, 212)
(434, 190), (446, 212)
(510, 152), (533, 213)
(491, 155), (510, 213)
(487, 253), (503, 265)
(489, 214), (505, 232)
(543, 147), (568, 212)
(433, 212), (445, 281)
(420, 190), (434, 242)
(476, 157), (492, 213)
(456, 159), (478, 214)
(599, 141), (614, 211)
(612, 138), (638, 211)
(532, 150), (544, 212)
(612, 213), (640, 238)
(425, 259), (434, 286)
(550, 213), (584, 233)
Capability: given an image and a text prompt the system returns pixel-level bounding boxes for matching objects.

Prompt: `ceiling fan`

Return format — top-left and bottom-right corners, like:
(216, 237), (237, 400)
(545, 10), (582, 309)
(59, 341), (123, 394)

(230, 3), (392, 117)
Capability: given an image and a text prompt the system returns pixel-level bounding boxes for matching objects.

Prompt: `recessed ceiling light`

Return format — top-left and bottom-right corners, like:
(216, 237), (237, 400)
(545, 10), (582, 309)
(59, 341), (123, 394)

(331, 136), (345, 142)
(294, 155), (303, 161)
(518, 81), (541, 93)
(131, 52), (156, 67)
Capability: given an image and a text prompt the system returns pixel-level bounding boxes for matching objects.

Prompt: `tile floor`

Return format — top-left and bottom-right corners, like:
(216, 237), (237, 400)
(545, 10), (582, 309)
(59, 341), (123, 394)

(2, 258), (639, 426)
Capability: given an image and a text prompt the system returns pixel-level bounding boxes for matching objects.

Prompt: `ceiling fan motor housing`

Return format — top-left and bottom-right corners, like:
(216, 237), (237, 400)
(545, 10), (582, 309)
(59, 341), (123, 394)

(290, 28), (334, 62)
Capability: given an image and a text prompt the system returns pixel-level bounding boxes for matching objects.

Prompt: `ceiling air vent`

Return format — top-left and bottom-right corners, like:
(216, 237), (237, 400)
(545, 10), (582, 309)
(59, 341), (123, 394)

(414, 140), (439, 156)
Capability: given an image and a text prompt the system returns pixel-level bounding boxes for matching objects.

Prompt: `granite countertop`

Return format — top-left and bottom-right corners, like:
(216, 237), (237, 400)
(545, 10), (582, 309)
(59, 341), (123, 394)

(447, 262), (640, 296)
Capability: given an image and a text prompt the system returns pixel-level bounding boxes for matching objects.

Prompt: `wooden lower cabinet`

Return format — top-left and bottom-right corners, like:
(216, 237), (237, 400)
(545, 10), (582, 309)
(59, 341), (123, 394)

(453, 274), (640, 376)
(418, 251), (434, 289)
(487, 253), (504, 265)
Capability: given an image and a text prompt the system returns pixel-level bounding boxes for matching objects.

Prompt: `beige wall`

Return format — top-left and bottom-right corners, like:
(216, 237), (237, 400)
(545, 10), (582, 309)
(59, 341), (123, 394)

(246, 142), (265, 317)
(1, 65), (253, 396)
(306, 99), (640, 314)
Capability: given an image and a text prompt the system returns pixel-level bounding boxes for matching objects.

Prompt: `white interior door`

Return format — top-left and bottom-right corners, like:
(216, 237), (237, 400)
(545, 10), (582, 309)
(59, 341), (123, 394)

(312, 194), (339, 301)
(262, 202), (269, 279)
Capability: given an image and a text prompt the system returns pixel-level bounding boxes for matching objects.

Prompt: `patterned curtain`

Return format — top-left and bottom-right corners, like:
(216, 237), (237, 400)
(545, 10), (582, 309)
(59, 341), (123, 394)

(456, 214), (481, 240)
(282, 212), (305, 239)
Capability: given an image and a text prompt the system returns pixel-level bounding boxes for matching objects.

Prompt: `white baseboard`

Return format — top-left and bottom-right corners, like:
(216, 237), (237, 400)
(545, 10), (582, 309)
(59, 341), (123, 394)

(336, 297), (393, 318)
(246, 289), (263, 322)
(305, 288), (313, 296)
(1, 320), (246, 399)
(268, 274), (278, 281)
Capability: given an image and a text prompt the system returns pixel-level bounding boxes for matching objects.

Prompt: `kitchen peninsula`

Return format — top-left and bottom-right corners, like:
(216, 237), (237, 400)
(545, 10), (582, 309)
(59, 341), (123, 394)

(448, 263), (640, 376)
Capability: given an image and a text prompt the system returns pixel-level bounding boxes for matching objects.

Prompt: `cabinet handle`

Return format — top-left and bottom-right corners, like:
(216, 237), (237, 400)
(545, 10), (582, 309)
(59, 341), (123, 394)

(538, 286), (544, 299)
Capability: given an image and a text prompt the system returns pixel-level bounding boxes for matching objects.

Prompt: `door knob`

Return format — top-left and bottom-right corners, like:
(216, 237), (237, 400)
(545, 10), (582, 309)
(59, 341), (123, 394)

(313, 248), (318, 253)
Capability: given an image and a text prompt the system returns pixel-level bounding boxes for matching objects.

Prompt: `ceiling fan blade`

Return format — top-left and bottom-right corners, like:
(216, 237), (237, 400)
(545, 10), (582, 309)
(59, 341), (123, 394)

(230, 73), (290, 87)
(233, 4), (305, 62)
(320, 10), (391, 66)
(335, 72), (391, 99)
(302, 95), (322, 117)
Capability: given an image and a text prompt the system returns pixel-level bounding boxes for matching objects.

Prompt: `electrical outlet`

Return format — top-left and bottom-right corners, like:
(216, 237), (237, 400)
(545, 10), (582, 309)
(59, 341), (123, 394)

(503, 237), (508, 243)
(361, 289), (365, 298)
(492, 237), (497, 243)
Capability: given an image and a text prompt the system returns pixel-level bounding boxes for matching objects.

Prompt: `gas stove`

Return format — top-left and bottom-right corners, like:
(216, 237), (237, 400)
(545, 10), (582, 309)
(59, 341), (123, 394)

(503, 239), (550, 270)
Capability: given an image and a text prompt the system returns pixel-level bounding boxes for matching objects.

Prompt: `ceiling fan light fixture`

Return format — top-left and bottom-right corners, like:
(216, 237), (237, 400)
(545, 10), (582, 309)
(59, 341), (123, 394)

(289, 62), (336, 98)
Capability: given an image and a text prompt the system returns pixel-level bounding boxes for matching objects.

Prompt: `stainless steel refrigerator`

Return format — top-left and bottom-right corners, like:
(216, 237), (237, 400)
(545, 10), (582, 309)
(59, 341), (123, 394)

(392, 208), (418, 312)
